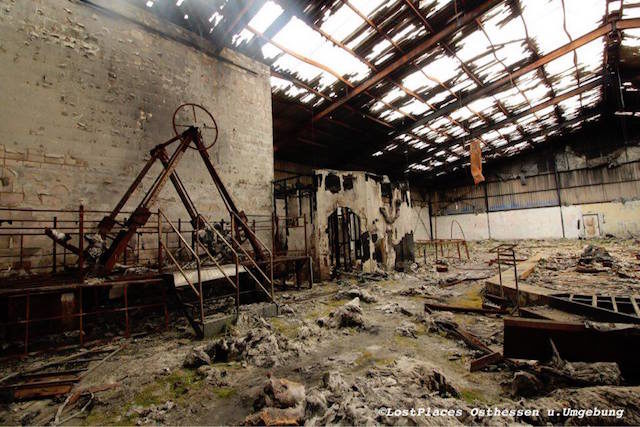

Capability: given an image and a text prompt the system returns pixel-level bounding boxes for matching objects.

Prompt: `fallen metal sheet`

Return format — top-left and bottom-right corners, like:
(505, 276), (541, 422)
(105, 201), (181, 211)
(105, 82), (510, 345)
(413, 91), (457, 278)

(503, 317), (640, 378)
(549, 293), (640, 324)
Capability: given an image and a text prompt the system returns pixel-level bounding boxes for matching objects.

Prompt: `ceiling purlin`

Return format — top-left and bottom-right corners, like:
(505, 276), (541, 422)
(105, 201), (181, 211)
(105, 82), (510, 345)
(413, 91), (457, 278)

(388, 17), (640, 157)
(310, 0), (504, 122)
(419, 77), (603, 174)
(428, 107), (602, 178)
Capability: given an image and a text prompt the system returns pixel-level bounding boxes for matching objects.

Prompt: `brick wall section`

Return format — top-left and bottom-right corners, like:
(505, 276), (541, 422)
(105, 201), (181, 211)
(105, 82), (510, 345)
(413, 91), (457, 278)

(0, 0), (273, 220)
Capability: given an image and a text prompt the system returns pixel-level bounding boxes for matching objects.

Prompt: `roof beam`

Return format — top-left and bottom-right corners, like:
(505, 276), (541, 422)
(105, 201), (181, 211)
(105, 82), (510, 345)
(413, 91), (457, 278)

(425, 109), (602, 177)
(311, 0), (504, 122)
(414, 76), (604, 165)
(392, 17), (640, 141)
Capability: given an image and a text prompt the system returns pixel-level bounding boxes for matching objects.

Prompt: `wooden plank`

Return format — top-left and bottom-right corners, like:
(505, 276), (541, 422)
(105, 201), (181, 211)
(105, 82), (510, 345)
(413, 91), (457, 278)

(12, 384), (73, 400)
(424, 302), (506, 315)
(470, 352), (503, 372)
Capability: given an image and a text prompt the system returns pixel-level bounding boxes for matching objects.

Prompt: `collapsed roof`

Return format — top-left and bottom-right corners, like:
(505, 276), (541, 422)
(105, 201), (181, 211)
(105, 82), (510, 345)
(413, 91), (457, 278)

(141, 0), (640, 180)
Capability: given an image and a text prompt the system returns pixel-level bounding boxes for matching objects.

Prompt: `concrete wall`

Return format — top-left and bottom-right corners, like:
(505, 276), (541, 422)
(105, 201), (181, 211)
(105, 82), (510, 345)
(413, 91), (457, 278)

(425, 143), (640, 241)
(431, 200), (640, 241)
(0, 0), (273, 223)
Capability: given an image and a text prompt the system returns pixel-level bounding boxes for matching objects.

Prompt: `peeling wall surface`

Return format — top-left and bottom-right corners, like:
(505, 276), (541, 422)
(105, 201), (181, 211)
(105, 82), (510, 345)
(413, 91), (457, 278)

(0, 0), (273, 227)
(428, 144), (640, 240)
(313, 170), (413, 280)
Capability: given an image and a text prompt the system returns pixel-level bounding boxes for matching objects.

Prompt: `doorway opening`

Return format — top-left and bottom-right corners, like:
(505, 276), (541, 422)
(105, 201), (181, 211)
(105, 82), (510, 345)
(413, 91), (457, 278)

(328, 207), (362, 272)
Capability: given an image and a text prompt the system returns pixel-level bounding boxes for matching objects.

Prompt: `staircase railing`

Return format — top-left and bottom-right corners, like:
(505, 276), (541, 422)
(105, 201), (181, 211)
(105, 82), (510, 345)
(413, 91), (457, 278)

(158, 209), (275, 337)
(202, 214), (274, 304)
(230, 211), (274, 302)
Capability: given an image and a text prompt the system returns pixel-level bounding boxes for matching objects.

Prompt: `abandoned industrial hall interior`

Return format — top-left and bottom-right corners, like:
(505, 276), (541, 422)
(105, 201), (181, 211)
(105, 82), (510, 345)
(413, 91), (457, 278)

(2, 0), (640, 425)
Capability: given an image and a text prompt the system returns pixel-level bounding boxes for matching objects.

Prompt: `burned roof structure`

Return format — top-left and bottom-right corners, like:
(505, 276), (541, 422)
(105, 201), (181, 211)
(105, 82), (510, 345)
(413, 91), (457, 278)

(138, 0), (639, 182)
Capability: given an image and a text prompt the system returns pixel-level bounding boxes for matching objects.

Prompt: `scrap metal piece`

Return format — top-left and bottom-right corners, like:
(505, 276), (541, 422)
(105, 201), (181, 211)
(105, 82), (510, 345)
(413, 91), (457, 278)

(548, 293), (640, 324)
(503, 317), (640, 378)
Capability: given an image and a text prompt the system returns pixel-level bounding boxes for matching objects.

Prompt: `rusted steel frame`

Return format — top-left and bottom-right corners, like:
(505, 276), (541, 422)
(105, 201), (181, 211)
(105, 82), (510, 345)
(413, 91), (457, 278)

(312, 0), (503, 122)
(158, 210), (199, 261)
(44, 229), (81, 256)
(97, 131), (191, 238)
(192, 133), (267, 261)
(418, 77), (603, 164)
(230, 218), (267, 296)
(395, 18), (640, 139)
(156, 148), (201, 227)
(101, 129), (196, 272)
(196, 216), (240, 291)
(195, 239), (238, 291)
(195, 223), (204, 328)
(429, 109), (600, 174)
(229, 217), (274, 302)
(229, 210), (273, 285)
(0, 300), (167, 328)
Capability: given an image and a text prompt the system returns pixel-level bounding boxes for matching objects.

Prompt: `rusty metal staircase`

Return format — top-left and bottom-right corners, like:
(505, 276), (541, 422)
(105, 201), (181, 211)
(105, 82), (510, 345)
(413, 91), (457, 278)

(158, 210), (274, 338)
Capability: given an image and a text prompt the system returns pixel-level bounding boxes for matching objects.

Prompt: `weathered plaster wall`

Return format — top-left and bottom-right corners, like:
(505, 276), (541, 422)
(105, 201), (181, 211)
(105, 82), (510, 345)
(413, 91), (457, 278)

(0, 0), (273, 223)
(312, 170), (413, 280)
(432, 200), (640, 241)
(427, 143), (640, 241)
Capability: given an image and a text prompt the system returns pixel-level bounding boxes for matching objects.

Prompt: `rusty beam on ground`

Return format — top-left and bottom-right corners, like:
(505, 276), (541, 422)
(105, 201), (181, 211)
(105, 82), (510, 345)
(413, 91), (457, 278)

(424, 302), (507, 315)
(470, 352), (503, 372)
(503, 317), (640, 378)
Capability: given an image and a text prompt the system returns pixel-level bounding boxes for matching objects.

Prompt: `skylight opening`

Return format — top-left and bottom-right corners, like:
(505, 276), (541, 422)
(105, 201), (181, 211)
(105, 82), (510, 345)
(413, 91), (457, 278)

(249, 1), (284, 33)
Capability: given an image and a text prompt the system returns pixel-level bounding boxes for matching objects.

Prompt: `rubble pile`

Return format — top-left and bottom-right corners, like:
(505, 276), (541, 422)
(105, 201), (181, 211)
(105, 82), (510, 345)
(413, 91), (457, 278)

(182, 317), (301, 369)
(205, 326), (298, 368)
(334, 287), (378, 303)
(304, 359), (470, 425)
(245, 376), (306, 426)
(578, 245), (615, 268)
(317, 298), (366, 329)
(126, 401), (176, 425)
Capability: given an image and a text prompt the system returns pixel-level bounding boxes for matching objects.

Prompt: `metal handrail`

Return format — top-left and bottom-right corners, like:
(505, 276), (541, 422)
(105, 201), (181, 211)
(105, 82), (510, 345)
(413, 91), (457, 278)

(230, 211), (274, 297)
(229, 233), (274, 303)
(160, 240), (200, 297)
(159, 210), (242, 293)
(230, 211), (273, 260)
